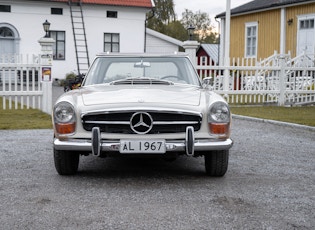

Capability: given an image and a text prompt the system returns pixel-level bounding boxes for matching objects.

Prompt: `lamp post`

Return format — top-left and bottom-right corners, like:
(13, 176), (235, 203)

(183, 24), (199, 68)
(42, 20), (51, 38)
(187, 25), (195, 41)
(39, 19), (54, 114)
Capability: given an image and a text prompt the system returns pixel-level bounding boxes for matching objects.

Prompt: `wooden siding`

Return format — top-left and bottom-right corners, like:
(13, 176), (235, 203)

(286, 3), (315, 57)
(229, 2), (315, 60)
(230, 9), (280, 60)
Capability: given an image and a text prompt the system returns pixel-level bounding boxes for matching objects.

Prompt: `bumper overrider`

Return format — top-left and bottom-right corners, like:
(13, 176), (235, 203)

(54, 127), (233, 157)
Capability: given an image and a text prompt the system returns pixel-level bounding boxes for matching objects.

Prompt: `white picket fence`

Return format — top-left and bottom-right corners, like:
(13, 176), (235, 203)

(1, 52), (315, 112)
(0, 54), (43, 110)
(197, 52), (315, 106)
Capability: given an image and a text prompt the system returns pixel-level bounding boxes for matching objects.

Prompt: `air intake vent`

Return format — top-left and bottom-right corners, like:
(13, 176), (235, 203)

(110, 78), (173, 85)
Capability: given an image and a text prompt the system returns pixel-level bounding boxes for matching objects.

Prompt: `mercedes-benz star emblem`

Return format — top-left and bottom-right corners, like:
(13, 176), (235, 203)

(130, 112), (153, 134)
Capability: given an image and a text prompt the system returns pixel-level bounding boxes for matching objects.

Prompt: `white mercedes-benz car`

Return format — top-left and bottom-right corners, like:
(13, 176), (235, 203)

(53, 53), (233, 176)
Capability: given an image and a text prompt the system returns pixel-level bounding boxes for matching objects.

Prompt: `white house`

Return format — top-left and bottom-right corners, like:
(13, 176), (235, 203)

(145, 28), (183, 53)
(0, 0), (154, 79)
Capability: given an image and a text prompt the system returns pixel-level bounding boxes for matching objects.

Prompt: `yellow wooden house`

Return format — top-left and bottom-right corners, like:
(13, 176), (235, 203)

(216, 0), (315, 63)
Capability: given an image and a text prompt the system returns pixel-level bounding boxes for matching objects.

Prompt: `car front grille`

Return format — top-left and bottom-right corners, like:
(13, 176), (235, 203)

(81, 111), (202, 134)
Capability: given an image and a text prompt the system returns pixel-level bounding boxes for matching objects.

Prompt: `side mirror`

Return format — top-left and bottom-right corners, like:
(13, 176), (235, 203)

(202, 77), (213, 89)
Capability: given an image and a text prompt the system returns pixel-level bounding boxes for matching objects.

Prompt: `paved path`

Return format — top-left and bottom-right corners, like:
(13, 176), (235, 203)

(0, 119), (314, 229)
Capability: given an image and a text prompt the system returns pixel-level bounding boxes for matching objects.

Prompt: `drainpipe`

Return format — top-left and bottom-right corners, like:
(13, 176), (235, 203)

(280, 8), (286, 55)
(215, 17), (220, 65)
(223, 0), (231, 93)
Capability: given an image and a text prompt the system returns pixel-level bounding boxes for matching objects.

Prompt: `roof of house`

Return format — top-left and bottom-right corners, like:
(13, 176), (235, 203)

(38, 0), (154, 8)
(216, 0), (315, 18)
(146, 28), (183, 46)
(197, 44), (219, 64)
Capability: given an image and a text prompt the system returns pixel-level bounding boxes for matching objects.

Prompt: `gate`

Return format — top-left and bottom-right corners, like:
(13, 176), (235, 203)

(197, 52), (315, 106)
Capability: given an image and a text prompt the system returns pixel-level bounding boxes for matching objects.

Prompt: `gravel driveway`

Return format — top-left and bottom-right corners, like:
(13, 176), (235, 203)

(0, 117), (314, 229)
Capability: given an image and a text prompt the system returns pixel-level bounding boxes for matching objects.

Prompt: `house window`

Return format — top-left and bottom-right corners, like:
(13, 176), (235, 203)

(107, 11), (117, 18)
(0, 27), (14, 37)
(0, 23), (19, 54)
(300, 19), (314, 29)
(201, 56), (206, 65)
(104, 33), (120, 52)
(51, 8), (63, 15)
(50, 31), (65, 60)
(0, 5), (11, 12)
(245, 22), (258, 58)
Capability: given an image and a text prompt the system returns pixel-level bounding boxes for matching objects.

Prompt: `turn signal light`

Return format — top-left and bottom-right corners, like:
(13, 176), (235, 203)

(209, 123), (230, 135)
(55, 123), (76, 135)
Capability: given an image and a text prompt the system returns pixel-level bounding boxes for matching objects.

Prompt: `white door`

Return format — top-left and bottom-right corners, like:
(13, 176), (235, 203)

(297, 17), (315, 55)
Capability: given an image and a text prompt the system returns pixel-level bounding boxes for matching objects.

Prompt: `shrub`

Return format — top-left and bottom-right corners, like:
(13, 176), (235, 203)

(59, 72), (77, 86)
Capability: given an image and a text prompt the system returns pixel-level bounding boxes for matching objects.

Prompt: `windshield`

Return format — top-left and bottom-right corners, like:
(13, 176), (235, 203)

(83, 56), (201, 86)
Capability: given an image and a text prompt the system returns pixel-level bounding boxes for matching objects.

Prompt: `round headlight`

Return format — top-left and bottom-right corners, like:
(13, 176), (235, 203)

(54, 102), (76, 123)
(209, 102), (230, 123)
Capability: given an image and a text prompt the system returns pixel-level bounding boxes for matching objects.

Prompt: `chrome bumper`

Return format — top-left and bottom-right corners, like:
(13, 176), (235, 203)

(53, 138), (233, 153)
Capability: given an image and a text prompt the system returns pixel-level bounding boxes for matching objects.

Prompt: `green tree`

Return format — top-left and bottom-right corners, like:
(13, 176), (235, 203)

(180, 9), (218, 43)
(164, 21), (188, 41)
(147, 2), (218, 43)
(146, 0), (176, 32)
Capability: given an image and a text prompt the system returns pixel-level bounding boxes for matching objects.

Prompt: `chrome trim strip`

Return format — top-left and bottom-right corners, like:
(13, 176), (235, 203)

(83, 120), (200, 125)
(53, 138), (233, 152)
(81, 109), (203, 119)
(84, 121), (130, 125)
(153, 121), (199, 125)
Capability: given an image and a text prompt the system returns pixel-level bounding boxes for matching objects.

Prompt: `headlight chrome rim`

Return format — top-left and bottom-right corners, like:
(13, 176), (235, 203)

(53, 102), (76, 135)
(54, 102), (76, 124)
(208, 102), (230, 123)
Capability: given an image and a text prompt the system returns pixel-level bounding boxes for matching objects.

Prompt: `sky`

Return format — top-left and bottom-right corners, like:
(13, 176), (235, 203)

(173, 0), (252, 26)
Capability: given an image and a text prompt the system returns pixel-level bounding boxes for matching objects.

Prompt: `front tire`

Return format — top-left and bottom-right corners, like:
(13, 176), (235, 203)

(204, 150), (229, 177)
(54, 148), (79, 175)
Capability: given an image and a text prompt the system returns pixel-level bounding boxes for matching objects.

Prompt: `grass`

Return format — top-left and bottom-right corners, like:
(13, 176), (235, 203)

(231, 106), (315, 127)
(0, 97), (52, 130)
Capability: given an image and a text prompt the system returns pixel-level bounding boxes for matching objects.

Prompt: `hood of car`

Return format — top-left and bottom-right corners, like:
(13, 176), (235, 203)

(80, 84), (201, 106)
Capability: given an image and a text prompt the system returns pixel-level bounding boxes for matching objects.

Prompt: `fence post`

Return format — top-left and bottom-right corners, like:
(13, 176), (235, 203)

(183, 40), (200, 68)
(223, 57), (230, 92)
(278, 55), (286, 106)
(38, 37), (55, 114)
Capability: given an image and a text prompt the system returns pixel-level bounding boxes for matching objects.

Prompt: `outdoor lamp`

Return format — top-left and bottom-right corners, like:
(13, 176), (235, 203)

(187, 25), (195, 40)
(43, 20), (51, 38)
(287, 18), (293, 26)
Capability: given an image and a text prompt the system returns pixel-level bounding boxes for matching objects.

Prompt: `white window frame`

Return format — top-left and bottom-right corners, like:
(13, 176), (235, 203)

(0, 23), (20, 54)
(104, 33), (120, 53)
(245, 22), (258, 58)
(50, 31), (66, 60)
(296, 14), (315, 55)
(201, 56), (206, 65)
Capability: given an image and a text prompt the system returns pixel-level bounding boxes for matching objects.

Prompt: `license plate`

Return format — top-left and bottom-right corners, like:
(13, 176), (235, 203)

(120, 140), (165, 154)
